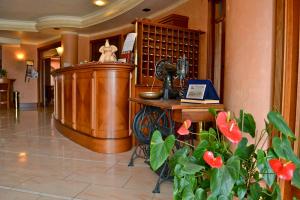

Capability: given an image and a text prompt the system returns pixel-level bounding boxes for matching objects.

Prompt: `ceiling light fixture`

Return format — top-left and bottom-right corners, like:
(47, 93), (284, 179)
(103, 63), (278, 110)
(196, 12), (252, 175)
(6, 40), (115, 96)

(93, 0), (107, 6)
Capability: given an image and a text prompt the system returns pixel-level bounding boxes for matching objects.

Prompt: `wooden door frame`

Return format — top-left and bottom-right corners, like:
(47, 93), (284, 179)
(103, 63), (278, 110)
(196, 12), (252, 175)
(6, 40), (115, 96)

(37, 42), (61, 106)
(273, 0), (300, 198)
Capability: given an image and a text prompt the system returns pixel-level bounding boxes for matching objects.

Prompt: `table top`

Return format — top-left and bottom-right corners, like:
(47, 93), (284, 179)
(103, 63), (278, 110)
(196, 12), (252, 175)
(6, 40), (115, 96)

(129, 97), (224, 110)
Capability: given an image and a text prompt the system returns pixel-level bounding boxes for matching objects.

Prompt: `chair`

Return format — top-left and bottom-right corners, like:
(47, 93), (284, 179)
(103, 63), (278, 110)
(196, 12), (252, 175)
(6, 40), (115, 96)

(0, 78), (10, 109)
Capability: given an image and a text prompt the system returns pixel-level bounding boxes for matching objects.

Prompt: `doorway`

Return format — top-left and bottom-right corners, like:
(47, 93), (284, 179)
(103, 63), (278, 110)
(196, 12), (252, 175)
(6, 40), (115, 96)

(37, 42), (61, 107)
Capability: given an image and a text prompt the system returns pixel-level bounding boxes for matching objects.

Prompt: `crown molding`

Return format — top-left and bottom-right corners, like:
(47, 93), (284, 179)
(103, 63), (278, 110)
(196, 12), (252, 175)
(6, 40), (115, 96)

(36, 16), (81, 30)
(81, 0), (144, 27)
(0, 36), (21, 45)
(0, 19), (36, 32)
(0, 0), (143, 32)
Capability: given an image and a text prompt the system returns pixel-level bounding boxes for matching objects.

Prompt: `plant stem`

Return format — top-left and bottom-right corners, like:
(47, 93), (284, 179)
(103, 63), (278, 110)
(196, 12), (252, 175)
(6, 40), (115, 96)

(175, 139), (195, 148)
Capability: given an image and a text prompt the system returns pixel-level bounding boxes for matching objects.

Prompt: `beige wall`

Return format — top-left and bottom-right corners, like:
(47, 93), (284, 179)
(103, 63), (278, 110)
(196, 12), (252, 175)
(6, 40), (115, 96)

(224, 0), (274, 131)
(2, 44), (38, 104)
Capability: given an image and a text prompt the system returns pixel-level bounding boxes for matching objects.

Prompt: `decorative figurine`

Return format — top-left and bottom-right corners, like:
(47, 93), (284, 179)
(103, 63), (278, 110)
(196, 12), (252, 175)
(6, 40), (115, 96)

(99, 39), (118, 63)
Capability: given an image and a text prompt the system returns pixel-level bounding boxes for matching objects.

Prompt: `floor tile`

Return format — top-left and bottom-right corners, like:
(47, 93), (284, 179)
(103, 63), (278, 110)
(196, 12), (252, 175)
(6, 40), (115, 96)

(0, 108), (172, 200)
(76, 185), (153, 200)
(0, 188), (39, 200)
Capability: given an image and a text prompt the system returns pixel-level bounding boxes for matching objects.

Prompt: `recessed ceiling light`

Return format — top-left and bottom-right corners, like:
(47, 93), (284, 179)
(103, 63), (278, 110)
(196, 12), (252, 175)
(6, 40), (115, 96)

(142, 8), (151, 12)
(93, 0), (106, 6)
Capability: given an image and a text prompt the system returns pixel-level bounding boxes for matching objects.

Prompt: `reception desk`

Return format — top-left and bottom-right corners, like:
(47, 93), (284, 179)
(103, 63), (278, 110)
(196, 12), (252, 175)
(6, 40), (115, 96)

(52, 63), (133, 153)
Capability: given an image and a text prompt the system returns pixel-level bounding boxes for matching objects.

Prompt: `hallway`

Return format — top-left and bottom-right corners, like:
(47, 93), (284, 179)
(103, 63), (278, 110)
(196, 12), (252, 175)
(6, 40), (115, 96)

(0, 109), (172, 200)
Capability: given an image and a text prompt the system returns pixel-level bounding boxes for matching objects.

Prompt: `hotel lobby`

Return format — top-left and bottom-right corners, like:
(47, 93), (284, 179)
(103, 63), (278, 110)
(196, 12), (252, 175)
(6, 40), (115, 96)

(0, 0), (300, 199)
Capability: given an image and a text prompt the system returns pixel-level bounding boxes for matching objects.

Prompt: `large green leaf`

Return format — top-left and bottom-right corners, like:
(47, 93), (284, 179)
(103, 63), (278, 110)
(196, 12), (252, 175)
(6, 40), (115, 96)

(182, 162), (204, 175)
(210, 167), (235, 197)
(226, 156), (240, 181)
(292, 167), (300, 189)
(267, 111), (295, 139)
(272, 136), (300, 166)
(257, 149), (276, 187)
(234, 137), (255, 160)
(193, 140), (209, 162)
(238, 110), (256, 137)
(195, 188), (207, 200)
(150, 130), (175, 171)
(169, 146), (190, 171)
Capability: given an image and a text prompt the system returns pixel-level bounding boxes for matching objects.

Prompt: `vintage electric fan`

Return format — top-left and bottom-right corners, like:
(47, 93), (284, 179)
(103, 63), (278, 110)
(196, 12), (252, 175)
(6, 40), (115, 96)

(154, 56), (189, 99)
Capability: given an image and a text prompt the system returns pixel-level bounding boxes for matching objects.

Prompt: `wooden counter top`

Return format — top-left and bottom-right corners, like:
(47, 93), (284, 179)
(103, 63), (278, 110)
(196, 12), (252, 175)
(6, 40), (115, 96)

(52, 62), (132, 74)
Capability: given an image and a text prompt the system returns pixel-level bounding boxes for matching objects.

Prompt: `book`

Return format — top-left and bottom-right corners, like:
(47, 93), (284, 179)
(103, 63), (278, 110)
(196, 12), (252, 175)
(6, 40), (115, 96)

(181, 79), (220, 104)
(180, 98), (220, 104)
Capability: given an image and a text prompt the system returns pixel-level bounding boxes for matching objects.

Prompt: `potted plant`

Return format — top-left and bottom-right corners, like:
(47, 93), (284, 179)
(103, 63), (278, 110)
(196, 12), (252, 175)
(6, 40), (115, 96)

(0, 68), (7, 78)
(150, 109), (300, 199)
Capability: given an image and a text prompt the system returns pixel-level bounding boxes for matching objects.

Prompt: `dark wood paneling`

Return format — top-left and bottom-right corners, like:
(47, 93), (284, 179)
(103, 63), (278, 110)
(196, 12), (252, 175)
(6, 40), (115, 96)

(76, 71), (92, 134)
(94, 70), (130, 138)
(63, 72), (73, 127)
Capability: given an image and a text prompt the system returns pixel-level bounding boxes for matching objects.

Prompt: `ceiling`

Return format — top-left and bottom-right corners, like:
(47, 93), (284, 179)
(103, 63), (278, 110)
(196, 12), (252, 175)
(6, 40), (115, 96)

(0, 0), (188, 45)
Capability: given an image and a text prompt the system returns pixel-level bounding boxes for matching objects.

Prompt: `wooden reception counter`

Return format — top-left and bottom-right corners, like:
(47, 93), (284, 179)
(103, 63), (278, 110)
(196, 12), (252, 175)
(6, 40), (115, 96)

(52, 62), (133, 153)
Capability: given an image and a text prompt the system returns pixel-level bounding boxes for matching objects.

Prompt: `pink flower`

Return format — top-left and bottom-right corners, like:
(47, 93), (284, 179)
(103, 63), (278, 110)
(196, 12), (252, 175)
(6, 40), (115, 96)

(203, 151), (223, 168)
(177, 120), (191, 135)
(216, 112), (242, 144)
(269, 159), (296, 181)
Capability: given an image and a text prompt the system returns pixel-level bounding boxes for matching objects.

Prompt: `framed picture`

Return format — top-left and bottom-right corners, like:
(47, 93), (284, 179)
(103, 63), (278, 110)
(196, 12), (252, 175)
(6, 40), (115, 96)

(186, 84), (206, 99)
(184, 80), (220, 100)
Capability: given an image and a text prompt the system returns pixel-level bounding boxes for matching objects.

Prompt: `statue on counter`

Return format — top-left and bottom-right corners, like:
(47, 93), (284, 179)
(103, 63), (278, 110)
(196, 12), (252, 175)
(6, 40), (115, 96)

(99, 39), (118, 63)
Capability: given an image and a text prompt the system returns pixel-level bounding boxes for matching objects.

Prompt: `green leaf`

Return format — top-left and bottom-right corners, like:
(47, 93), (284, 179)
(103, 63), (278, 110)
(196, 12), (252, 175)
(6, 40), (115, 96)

(178, 157), (204, 175)
(267, 111), (295, 139)
(257, 149), (276, 187)
(292, 167), (300, 189)
(238, 110), (256, 137)
(200, 128), (217, 142)
(249, 183), (262, 200)
(209, 107), (217, 117)
(150, 130), (175, 171)
(207, 195), (217, 200)
(193, 140), (209, 162)
(237, 185), (247, 200)
(226, 156), (240, 181)
(271, 183), (281, 200)
(234, 137), (255, 160)
(169, 146), (190, 171)
(182, 185), (194, 200)
(210, 166), (235, 197)
(272, 136), (300, 166)
(195, 188), (207, 200)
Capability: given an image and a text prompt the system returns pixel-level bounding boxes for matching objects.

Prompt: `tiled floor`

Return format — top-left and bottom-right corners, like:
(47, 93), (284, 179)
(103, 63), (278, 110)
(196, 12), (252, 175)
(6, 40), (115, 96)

(0, 108), (172, 200)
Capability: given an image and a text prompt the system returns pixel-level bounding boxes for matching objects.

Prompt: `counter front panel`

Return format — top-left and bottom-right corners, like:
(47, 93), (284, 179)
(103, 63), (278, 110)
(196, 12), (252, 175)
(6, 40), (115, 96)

(52, 63), (133, 153)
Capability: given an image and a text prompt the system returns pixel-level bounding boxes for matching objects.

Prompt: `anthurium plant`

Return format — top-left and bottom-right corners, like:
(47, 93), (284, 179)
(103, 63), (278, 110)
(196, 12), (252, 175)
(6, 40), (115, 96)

(150, 110), (300, 199)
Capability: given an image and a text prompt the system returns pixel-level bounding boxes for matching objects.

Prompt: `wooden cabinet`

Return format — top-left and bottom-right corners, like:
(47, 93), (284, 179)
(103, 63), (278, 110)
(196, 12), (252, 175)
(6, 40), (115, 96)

(136, 19), (204, 86)
(52, 63), (133, 153)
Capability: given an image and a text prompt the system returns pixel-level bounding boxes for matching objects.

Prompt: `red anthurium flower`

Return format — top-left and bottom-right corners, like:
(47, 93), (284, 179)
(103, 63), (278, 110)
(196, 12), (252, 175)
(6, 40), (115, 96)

(177, 119), (191, 135)
(203, 151), (223, 168)
(269, 159), (296, 181)
(216, 111), (242, 144)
